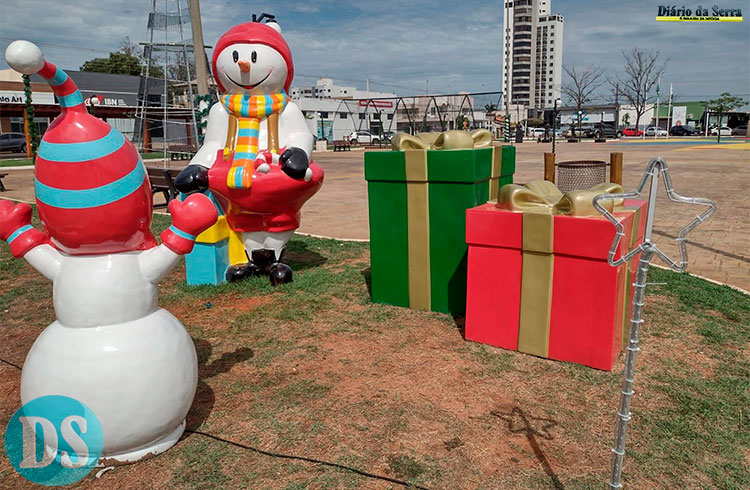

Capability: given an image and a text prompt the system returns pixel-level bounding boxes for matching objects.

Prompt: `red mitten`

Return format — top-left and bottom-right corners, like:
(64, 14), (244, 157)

(0, 200), (49, 258)
(160, 193), (218, 255)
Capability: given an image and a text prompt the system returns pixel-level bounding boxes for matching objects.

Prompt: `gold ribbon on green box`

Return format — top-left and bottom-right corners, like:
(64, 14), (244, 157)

(390, 130), (497, 310)
(496, 180), (630, 357)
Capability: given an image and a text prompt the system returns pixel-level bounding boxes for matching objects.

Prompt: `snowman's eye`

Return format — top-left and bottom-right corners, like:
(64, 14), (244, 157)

(232, 50), (239, 62)
(251, 51), (257, 63)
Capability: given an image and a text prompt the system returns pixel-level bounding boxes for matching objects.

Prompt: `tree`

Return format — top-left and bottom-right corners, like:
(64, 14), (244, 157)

(614, 49), (668, 136)
(22, 75), (39, 158)
(81, 52), (143, 76)
(484, 103), (497, 114)
(80, 37), (164, 78)
(561, 64), (605, 139)
(703, 92), (745, 142)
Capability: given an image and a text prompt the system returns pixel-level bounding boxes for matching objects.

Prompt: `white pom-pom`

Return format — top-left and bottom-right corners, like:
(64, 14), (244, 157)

(266, 21), (282, 34)
(5, 40), (44, 75)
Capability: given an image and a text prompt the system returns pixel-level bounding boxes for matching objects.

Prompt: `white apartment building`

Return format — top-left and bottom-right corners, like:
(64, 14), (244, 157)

(290, 78), (396, 101)
(502, 0), (563, 115)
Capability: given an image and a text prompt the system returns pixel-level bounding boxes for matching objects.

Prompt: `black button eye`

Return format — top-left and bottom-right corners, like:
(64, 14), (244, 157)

(232, 50), (239, 62)
(251, 51), (257, 63)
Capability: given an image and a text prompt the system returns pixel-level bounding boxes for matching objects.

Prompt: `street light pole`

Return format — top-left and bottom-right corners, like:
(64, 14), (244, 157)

(552, 98), (559, 154)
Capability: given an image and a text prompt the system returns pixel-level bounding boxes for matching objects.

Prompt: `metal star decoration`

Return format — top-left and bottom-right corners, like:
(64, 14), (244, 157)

(592, 157), (716, 489)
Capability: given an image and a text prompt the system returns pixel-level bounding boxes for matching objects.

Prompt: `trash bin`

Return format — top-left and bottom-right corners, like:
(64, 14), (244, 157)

(556, 160), (608, 193)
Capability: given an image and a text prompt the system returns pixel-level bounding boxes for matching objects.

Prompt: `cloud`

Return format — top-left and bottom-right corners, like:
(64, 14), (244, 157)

(0, 0), (747, 103)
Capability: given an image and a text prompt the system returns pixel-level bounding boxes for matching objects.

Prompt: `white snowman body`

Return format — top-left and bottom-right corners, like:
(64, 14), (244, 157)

(190, 22), (313, 259)
(20, 244), (197, 463)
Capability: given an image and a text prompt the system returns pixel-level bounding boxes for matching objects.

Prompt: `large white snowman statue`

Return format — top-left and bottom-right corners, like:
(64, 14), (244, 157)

(1, 41), (218, 463)
(175, 14), (324, 285)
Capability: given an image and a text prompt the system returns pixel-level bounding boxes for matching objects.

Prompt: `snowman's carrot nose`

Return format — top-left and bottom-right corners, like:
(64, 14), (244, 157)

(237, 60), (251, 73)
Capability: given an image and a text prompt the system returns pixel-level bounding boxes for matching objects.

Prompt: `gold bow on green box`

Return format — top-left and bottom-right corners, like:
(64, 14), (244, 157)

(494, 180), (642, 358)
(392, 129), (514, 202)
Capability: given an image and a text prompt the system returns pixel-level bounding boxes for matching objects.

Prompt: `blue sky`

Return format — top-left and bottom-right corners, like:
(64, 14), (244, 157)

(1, 0), (748, 103)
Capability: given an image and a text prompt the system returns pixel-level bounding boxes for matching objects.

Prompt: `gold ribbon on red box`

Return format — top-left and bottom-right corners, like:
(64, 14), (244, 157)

(495, 180), (642, 358)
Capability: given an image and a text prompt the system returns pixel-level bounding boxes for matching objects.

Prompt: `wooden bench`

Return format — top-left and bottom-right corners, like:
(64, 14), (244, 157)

(0, 173), (7, 192)
(147, 167), (182, 208)
(169, 145), (196, 161)
(332, 140), (351, 152)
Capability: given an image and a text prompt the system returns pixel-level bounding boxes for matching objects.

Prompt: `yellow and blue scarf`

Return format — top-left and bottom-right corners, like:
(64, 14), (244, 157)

(221, 92), (288, 189)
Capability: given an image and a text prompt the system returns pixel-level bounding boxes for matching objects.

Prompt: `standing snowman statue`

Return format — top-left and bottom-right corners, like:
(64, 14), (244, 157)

(2, 41), (218, 463)
(176, 14), (324, 285)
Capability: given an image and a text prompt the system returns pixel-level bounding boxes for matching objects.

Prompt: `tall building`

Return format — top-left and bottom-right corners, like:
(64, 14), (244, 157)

(502, 0), (564, 115)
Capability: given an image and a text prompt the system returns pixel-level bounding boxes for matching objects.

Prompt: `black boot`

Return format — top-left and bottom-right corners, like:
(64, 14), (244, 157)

(250, 249), (276, 275)
(225, 263), (253, 283)
(269, 262), (293, 285)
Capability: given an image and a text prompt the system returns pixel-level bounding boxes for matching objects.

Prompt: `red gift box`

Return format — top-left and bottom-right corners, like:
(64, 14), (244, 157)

(465, 198), (647, 370)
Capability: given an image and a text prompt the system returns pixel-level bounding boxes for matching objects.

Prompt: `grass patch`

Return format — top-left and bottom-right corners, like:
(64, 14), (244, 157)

(0, 158), (33, 167)
(0, 207), (747, 489)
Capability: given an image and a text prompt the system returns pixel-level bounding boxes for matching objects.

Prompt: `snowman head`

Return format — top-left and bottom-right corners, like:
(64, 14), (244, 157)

(212, 20), (293, 96)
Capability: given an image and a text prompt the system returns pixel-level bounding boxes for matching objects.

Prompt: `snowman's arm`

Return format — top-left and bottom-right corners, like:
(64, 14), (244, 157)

(189, 103), (229, 169)
(139, 244), (181, 284)
(280, 102), (313, 159)
(139, 193), (218, 284)
(1, 201), (60, 279)
(23, 245), (64, 281)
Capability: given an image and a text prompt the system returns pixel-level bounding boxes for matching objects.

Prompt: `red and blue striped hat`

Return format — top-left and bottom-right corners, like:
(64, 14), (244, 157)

(32, 60), (157, 255)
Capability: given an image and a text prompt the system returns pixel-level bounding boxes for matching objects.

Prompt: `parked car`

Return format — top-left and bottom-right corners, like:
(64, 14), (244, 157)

(621, 127), (644, 137)
(645, 126), (668, 137)
(0, 132), (27, 153)
(347, 130), (380, 145)
(731, 125), (747, 136)
(589, 124), (618, 139)
(563, 124), (594, 138)
(710, 126), (732, 136)
(528, 127), (548, 138)
(669, 125), (698, 136)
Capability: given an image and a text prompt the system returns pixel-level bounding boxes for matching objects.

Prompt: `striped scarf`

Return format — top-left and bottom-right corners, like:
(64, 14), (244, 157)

(220, 92), (289, 189)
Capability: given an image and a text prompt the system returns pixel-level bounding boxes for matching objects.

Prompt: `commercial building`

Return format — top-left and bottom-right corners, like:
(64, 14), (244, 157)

(502, 0), (564, 116)
(0, 68), (195, 149)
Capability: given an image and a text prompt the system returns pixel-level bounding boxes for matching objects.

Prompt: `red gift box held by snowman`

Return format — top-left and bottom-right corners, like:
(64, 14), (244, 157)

(1, 41), (218, 463)
(175, 16), (324, 285)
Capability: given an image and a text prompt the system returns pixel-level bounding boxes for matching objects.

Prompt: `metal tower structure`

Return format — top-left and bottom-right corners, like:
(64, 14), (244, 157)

(133, 0), (200, 163)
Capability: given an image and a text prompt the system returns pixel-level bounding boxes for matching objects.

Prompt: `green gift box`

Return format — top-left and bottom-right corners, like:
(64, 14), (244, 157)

(365, 141), (515, 314)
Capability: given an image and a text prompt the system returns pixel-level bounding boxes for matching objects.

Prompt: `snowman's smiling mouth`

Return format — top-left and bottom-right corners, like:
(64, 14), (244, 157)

(224, 70), (272, 90)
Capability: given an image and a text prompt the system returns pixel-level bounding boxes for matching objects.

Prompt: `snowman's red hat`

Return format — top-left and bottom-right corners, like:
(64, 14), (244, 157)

(211, 21), (294, 93)
(31, 60), (156, 255)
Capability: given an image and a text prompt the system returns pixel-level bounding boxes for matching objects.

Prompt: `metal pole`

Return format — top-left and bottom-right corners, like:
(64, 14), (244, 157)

(609, 247), (653, 489)
(188, 0), (209, 96)
(654, 80), (659, 140)
(666, 83), (672, 140)
(178, 1), (199, 148)
(163, 0), (169, 165)
(552, 99), (557, 153)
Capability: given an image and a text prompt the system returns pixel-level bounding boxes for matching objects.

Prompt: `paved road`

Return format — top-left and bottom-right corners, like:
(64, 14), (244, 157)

(1, 138), (748, 290)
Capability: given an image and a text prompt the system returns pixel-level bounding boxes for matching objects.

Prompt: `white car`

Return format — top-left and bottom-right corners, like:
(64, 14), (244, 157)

(528, 127), (548, 138)
(347, 130), (380, 145)
(645, 126), (668, 137)
(710, 126), (732, 136)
